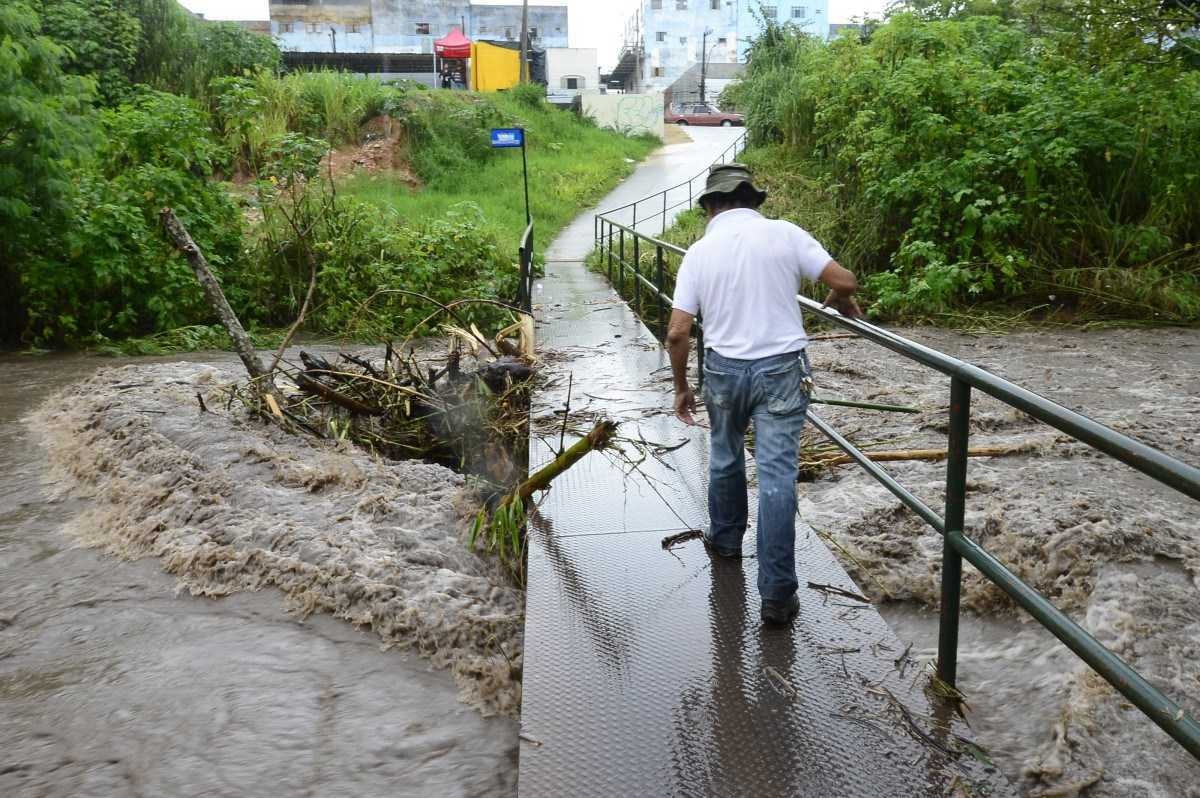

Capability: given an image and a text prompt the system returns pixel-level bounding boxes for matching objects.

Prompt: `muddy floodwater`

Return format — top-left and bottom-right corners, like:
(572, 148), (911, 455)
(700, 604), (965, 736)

(0, 351), (518, 798)
(801, 325), (1200, 797)
(2, 325), (1198, 797)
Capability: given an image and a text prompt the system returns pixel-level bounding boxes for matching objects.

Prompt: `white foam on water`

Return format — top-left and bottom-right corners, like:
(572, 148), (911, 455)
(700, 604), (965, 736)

(29, 362), (525, 717)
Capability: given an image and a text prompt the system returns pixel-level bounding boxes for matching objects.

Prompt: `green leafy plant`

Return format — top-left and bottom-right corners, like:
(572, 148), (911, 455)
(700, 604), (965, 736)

(722, 10), (1200, 322)
(0, 1), (96, 343)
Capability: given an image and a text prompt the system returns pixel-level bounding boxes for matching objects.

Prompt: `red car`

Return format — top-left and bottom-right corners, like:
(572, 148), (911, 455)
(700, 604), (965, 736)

(665, 102), (745, 127)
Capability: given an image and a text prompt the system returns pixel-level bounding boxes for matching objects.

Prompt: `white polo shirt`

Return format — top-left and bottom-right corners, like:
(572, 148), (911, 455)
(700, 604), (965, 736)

(671, 208), (832, 359)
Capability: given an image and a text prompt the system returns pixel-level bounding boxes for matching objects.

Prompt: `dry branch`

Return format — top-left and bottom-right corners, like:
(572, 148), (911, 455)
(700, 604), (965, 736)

(160, 208), (279, 401)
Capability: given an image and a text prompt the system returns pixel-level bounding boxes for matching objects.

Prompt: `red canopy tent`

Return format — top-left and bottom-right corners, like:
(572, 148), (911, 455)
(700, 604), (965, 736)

(434, 28), (472, 59)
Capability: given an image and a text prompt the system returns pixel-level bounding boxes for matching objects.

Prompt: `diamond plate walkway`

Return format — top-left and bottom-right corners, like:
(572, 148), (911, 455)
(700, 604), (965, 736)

(518, 131), (1014, 797)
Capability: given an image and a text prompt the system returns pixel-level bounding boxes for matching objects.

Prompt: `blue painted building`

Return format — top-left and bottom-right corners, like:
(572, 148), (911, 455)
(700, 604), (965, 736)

(269, 0), (568, 54)
(612, 0), (829, 94)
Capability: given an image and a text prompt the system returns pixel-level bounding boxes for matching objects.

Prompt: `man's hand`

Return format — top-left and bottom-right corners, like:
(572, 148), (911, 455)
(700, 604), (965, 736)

(823, 290), (865, 319)
(817, 261), (864, 319)
(665, 309), (697, 425)
(674, 386), (697, 426)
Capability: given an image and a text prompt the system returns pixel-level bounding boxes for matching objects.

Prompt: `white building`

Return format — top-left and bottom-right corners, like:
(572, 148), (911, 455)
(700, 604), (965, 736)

(546, 47), (599, 102)
(606, 0), (829, 97)
(269, 1), (568, 54)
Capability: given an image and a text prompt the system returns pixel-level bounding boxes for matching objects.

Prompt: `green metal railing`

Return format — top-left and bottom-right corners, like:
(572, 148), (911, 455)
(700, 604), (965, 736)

(592, 213), (1200, 760)
(516, 221), (535, 313)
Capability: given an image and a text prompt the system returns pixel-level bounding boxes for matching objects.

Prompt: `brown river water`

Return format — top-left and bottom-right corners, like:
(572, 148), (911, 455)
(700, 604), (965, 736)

(2, 326), (1198, 797)
(0, 351), (518, 797)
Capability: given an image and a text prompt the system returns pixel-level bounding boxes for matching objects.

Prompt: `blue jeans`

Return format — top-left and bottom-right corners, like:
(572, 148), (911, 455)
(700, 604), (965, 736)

(702, 349), (812, 603)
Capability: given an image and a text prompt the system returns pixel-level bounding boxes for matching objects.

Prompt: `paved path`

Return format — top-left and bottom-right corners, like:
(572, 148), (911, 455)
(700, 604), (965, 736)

(518, 131), (1014, 796)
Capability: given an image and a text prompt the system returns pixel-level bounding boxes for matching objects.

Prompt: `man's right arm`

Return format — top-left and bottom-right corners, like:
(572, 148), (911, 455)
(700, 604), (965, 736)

(818, 260), (865, 319)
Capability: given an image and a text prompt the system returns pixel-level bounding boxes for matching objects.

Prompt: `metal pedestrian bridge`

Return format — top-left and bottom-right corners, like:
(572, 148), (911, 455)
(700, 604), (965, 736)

(515, 134), (1200, 797)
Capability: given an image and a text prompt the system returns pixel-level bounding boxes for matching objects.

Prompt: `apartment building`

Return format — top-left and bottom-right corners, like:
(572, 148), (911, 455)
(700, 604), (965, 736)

(611, 0), (829, 95)
(270, 1), (568, 54)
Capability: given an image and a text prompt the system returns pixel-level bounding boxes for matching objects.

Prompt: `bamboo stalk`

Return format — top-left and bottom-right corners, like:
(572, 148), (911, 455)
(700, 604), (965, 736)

(815, 443), (1034, 468)
(810, 396), (921, 413)
(516, 420), (617, 502)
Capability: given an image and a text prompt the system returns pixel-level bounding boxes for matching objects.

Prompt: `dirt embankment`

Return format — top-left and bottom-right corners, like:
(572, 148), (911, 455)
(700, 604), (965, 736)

(30, 361), (523, 717)
(322, 115), (422, 188)
(800, 326), (1200, 796)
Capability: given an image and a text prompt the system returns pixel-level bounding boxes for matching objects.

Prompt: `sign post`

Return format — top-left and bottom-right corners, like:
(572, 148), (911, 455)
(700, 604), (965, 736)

(490, 127), (530, 225)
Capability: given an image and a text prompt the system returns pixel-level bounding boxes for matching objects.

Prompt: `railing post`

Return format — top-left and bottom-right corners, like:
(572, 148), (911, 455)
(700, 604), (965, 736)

(656, 245), (666, 330)
(607, 221), (613, 281)
(662, 191), (668, 234)
(937, 377), (971, 687)
(633, 235), (641, 309)
(618, 227), (625, 293)
(632, 202), (637, 233)
(688, 179), (693, 210)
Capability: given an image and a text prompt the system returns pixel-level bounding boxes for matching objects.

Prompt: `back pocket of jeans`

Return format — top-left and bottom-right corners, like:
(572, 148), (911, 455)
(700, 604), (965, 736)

(703, 366), (736, 409)
(762, 361), (808, 415)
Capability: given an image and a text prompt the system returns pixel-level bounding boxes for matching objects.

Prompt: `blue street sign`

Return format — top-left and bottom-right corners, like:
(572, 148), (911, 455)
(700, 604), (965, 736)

(490, 128), (525, 149)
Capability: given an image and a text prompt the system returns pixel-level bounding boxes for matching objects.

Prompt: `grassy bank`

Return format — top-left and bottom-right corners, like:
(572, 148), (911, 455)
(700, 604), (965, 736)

(340, 91), (658, 263)
(3, 1), (660, 350)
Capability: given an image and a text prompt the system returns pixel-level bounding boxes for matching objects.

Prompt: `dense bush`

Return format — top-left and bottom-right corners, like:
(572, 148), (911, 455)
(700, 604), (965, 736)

(0, 2), (95, 343)
(38, 0), (141, 104)
(21, 89), (243, 344)
(251, 187), (516, 338)
(39, 0), (280, 103)
(733, 8), (1200, 321)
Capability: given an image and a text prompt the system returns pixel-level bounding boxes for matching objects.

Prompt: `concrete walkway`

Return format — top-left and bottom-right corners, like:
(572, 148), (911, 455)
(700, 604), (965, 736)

(518, 131), (1014, 796)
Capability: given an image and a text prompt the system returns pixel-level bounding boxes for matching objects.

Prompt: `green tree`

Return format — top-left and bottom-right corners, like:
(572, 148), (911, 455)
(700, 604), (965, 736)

(20, 89), (244, 345)
(0, 1), (95, 344)
(38, 0), (140, 104)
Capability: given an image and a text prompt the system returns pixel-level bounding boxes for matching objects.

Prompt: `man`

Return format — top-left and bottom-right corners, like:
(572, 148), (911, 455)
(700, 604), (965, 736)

(665, 163), (863, 626)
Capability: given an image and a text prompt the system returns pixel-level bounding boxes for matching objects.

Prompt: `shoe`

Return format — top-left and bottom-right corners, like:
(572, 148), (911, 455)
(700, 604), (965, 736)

(702, 535), (742, 559)
(760, 594), (800, 625)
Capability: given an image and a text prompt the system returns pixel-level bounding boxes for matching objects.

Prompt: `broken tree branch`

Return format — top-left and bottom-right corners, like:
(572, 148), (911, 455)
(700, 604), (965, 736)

(160, 208), (279, 402)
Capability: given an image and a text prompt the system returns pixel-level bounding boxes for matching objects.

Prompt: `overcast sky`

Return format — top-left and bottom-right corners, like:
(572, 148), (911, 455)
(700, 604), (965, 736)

(180, 1), (890, 68)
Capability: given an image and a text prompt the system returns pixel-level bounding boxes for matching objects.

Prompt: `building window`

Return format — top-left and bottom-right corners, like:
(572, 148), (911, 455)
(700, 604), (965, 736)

(279, 22), (294, 33)
(415, 22), (430, 35)
(679, 35), (688, 44)
(651, 0), (662, 8)
(563, 76), (583, 89)
(762, 5), (778, 17)
(306, 22), (320, 33)
(710, 0), (721, 8)
(676, 0), (688, 10)
(656, 31), (667, 41)
(718, 36), (727, 45)
(792, 6), (806, 18)
(530, 26), (539, 39)
(653, 66), (665, 77)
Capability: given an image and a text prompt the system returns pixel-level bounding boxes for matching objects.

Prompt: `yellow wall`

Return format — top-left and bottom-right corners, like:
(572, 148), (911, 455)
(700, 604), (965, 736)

(470, 42), (520, 92)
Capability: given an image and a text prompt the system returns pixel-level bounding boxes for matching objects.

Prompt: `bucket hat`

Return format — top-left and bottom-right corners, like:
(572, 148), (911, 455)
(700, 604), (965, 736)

(696, 163), (767, 208)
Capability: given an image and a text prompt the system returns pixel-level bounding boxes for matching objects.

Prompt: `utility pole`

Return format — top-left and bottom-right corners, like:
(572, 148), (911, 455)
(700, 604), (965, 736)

(519, 0), (529, 83)
(699, 28), (710, 104)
